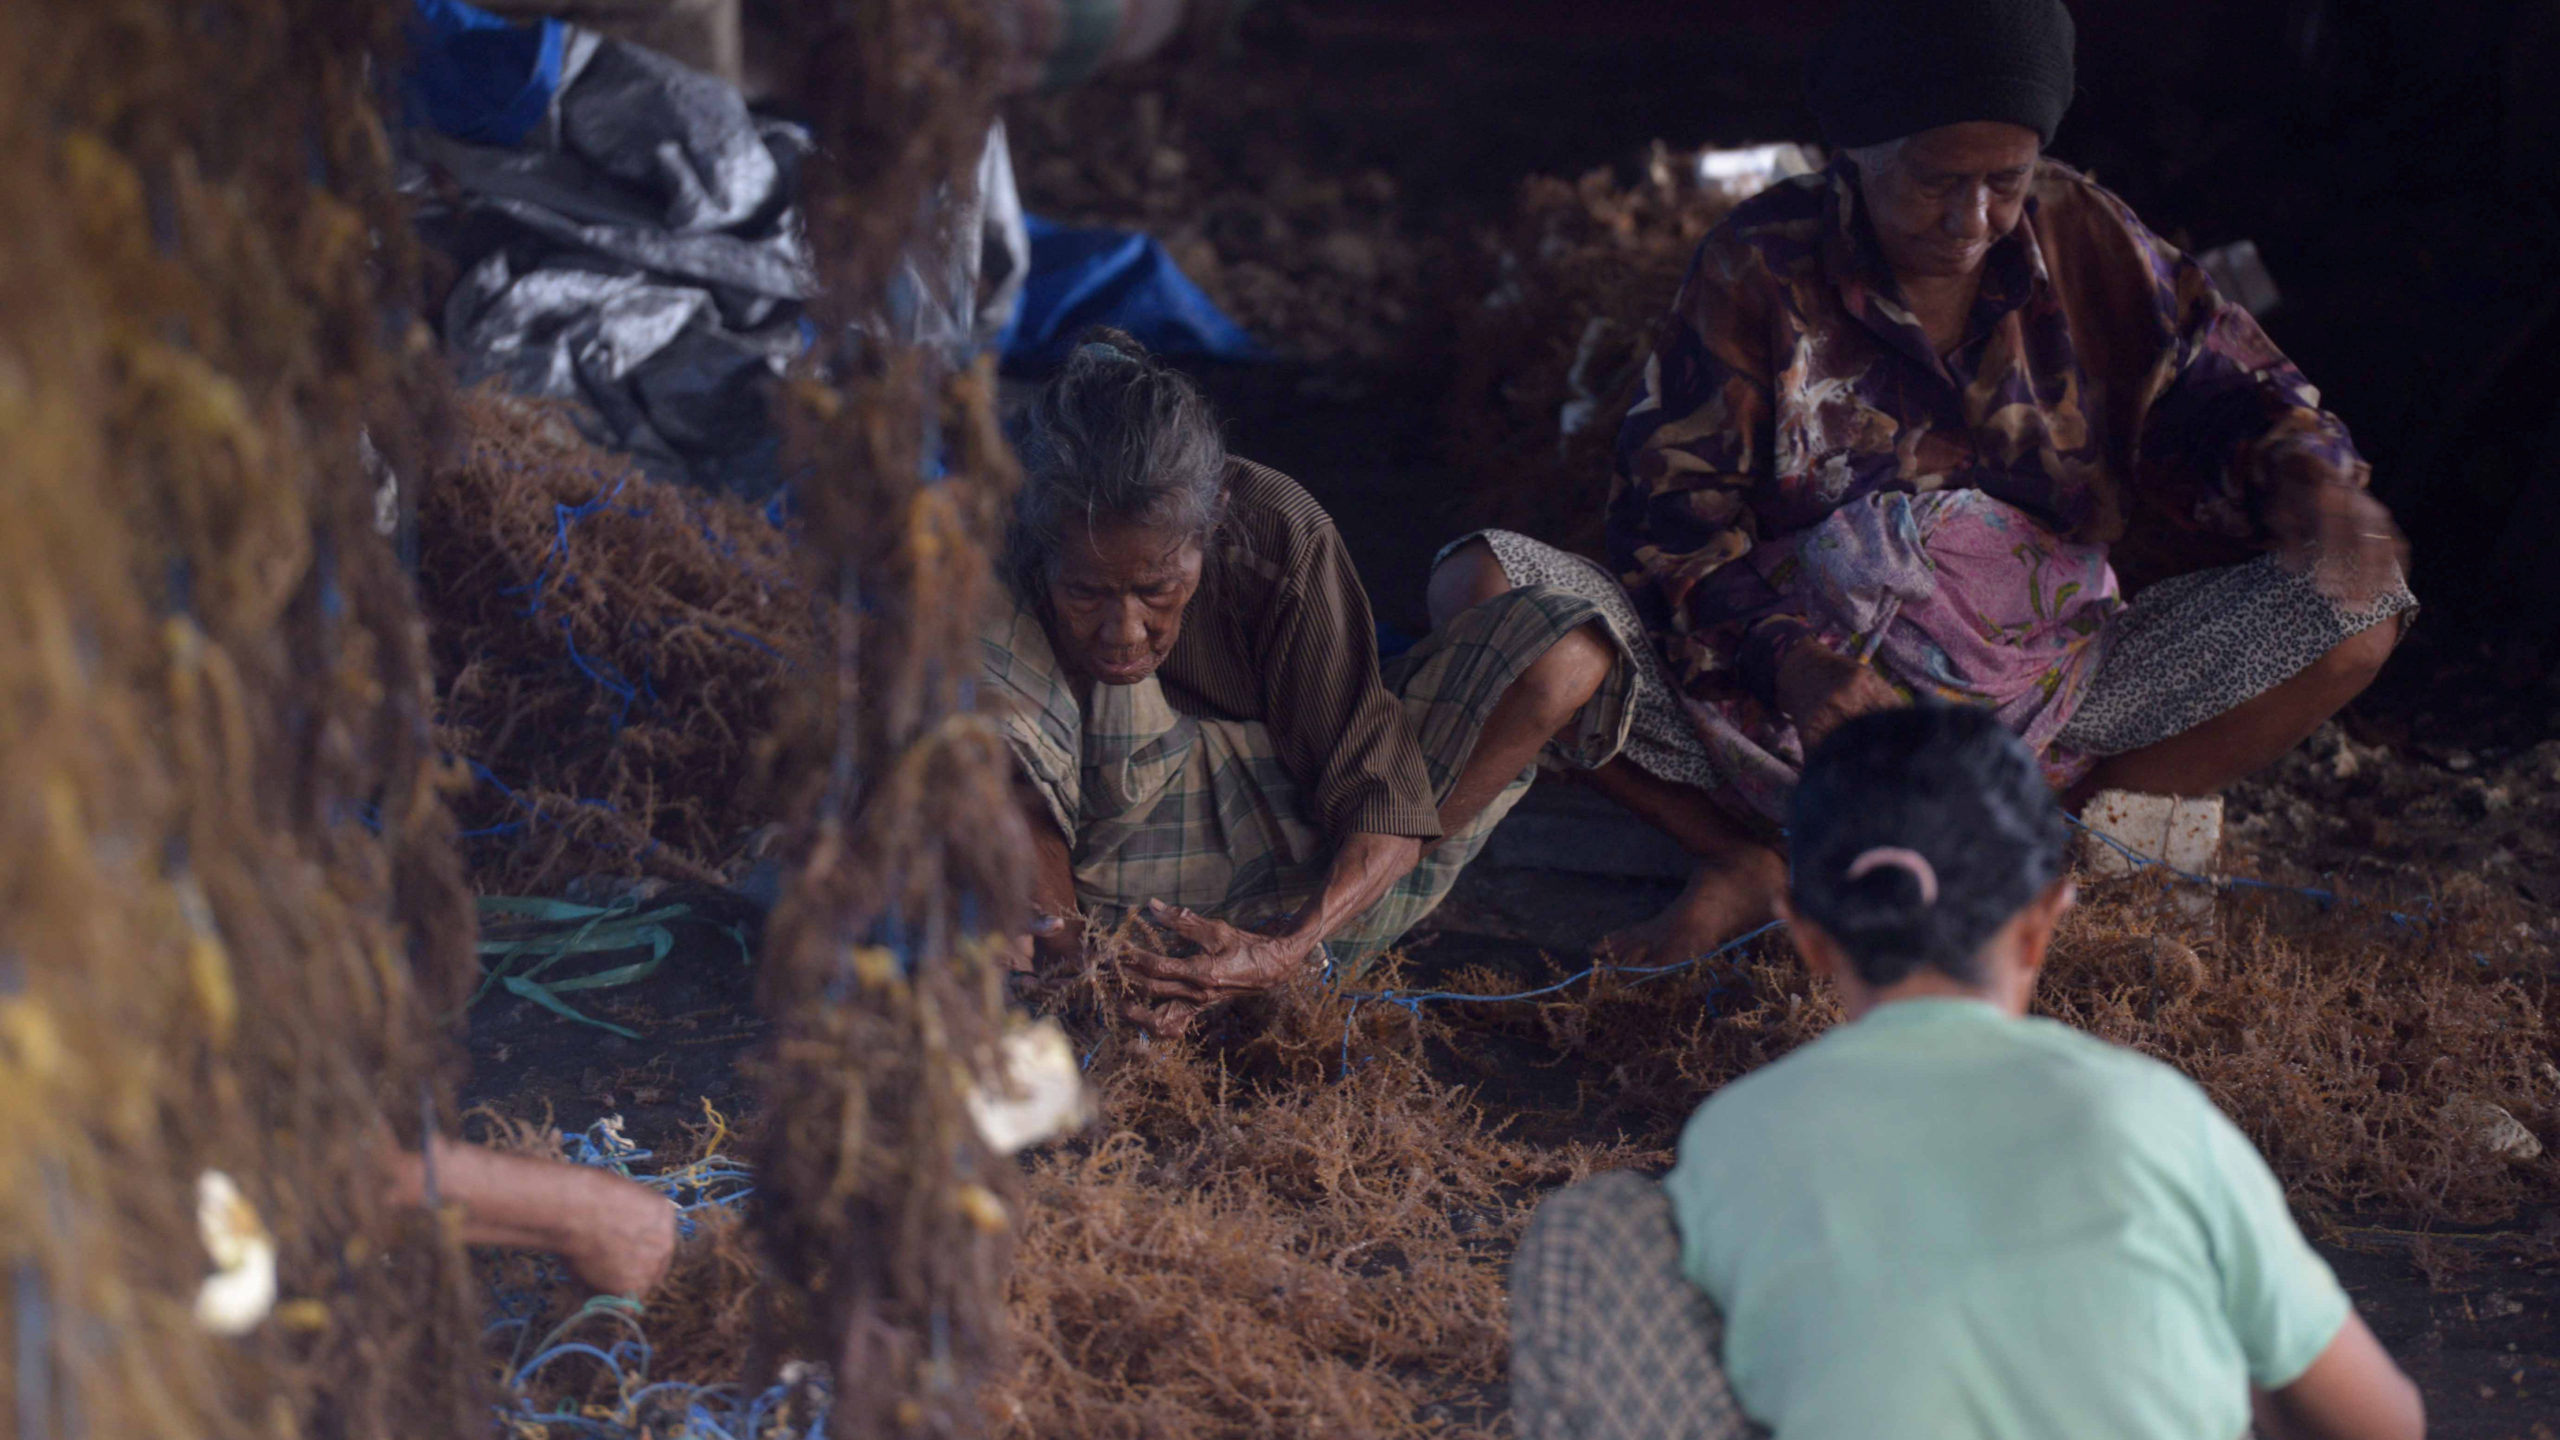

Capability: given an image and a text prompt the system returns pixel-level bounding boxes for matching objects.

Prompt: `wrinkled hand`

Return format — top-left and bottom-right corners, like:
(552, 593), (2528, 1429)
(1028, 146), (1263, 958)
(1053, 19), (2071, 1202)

(2267, 478), (2406, 609)
(1776, 641), (1905, 755)
(1115, 899), (1315, 1037)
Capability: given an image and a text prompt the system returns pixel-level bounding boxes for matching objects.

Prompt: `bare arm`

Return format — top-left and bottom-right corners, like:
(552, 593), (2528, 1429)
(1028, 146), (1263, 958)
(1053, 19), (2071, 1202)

(2250, 1312), (2424, 1440)
(2262, 452), (2408, 611)
(1774, 639), (1907, 753)
(1272, 830), (1423, 958)
(382, 1137), (676, 1298)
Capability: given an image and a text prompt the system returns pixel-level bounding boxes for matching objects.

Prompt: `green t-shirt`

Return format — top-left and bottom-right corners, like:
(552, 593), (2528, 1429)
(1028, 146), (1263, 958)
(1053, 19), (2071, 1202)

(1667, 997), (2349, 1440)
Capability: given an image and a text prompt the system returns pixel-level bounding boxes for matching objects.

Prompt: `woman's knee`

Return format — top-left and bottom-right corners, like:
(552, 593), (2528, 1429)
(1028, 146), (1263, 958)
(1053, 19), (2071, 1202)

(2308, 618), (2399, 700)
(1513, 623), (1615, 730)
(1426, 539), (1512, 629)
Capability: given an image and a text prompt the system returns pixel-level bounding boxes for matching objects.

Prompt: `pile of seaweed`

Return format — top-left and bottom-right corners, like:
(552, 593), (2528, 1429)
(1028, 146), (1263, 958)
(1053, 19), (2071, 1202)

(421, 387), (821, 893)
(1443, 144), (1803, 560)
(1443, 872), (2558, 1228)
(486, 854), (2555, 1440)
(0, 0), (482, 1434)
(992, 981), (1633, 1440)
(1007, 55), (1433, 365)
(486, 974), (1634, 1440)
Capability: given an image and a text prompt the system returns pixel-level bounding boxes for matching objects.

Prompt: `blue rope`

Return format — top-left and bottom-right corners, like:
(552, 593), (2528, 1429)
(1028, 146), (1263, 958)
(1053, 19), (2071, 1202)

(460, 760), (535, 841)
(1334, 921), (1785, 1075)
(2061, 813), (2425, 929)
(461, 759), (673, 864)
(717, 627), (791, 665)
(504, 474), (642, 613)
(557, 615), (642, 729)
(1314, 810), (2451, 1075)
(515, 1340), (634, 1385)
(14, 1261), (50, 1440)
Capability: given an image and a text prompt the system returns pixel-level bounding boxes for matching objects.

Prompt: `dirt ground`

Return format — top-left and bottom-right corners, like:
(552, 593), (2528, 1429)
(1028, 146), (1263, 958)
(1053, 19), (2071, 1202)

(460, 876), (2560, 1437)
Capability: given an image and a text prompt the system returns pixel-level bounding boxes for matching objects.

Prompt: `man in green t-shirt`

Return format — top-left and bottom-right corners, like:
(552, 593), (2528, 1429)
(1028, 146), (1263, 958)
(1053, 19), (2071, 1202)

(1510, 704), (2423, 1440)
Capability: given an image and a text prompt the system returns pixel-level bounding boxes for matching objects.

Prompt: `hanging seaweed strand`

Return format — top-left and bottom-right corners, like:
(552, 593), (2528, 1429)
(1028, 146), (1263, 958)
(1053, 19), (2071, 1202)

(0, 1), (481, 1436)
(751, 2), (1031, 1437)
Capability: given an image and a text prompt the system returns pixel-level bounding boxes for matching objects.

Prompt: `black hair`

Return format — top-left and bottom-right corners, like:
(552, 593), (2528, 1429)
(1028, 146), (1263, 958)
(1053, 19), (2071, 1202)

(1787, 704), (2067, 988)
(1004, 326), (1228, 603)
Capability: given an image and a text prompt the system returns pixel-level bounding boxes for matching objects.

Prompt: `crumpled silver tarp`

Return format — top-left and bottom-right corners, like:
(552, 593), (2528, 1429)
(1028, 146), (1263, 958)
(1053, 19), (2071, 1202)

(409, 26), (1025, 499)
(409, 28), (813, 497)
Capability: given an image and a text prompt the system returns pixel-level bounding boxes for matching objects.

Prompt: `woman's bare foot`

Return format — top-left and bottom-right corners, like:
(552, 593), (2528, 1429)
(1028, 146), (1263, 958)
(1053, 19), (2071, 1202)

(1601, 847), (1786, 969)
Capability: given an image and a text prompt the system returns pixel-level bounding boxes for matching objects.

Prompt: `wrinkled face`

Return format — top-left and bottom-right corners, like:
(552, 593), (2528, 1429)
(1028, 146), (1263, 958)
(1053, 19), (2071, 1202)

(1857, 121), (2042, 282)
(1044, 518), (1205, 687)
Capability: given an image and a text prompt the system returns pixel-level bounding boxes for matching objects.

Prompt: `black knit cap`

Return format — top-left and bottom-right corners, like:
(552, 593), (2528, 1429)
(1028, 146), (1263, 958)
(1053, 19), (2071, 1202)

(1808, 0), (2078, 149)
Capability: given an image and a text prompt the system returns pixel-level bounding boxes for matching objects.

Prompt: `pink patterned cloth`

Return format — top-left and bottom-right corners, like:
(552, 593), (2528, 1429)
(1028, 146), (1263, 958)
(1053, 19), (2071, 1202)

(1685, 489), (2123, 821)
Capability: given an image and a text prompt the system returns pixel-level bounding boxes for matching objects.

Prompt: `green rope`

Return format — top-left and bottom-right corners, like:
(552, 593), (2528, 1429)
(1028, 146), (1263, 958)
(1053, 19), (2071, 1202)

(472, 897), (738, 1038)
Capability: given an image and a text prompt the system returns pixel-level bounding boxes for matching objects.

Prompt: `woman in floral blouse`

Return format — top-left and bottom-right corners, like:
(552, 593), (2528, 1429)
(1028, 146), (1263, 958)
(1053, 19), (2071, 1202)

(1437, 0), (2413, 965)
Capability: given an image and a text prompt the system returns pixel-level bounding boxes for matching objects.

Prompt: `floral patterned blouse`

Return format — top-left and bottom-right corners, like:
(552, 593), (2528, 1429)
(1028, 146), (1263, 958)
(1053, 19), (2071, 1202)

(1608, 155), (2368, 714)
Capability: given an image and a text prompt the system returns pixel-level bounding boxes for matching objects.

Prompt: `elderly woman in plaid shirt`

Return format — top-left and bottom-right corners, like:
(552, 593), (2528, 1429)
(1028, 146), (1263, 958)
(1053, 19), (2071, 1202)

(980, 330), (1673, 1035)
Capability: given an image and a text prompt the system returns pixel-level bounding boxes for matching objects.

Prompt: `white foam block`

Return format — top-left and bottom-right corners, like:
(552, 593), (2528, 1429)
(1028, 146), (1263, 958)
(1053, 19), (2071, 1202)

(2077, 790), (2224, 880)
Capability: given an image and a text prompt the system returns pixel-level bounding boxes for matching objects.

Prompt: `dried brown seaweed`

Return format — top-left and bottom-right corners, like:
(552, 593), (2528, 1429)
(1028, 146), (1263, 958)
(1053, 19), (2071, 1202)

(748, 3), (1030, 1436)
(421, 388), (821, 892)
(1445, 145), (1767, 559)
(490, 867), (2552, 1440)
(0, 1), (480, 1434)
(1438, 874), (2557, 1228)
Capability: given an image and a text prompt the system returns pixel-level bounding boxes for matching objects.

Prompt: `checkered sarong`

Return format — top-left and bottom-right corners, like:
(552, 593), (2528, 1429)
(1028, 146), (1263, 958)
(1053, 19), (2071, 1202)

(1511, 1172), (1762, 1440)
(980, 585), (1637, 972)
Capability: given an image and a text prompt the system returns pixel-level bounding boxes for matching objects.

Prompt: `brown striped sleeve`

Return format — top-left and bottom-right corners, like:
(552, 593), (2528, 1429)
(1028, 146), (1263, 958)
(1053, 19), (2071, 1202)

(1169, 463), (1443, 843)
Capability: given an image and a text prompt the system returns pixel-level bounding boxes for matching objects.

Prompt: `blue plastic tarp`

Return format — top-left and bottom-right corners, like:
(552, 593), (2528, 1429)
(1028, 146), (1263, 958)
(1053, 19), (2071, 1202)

(407, 0), (567, 148)
(998, 215), (1264, 373)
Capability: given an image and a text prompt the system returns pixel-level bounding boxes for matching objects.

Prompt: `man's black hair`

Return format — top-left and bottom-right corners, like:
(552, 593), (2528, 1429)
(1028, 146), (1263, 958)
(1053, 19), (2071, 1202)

(1787, 705), (2068, 987)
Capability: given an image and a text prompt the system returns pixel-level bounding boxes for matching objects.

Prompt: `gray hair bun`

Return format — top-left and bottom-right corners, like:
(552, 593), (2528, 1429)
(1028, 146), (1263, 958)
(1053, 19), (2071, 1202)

(1004, 328), (1230, 602)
